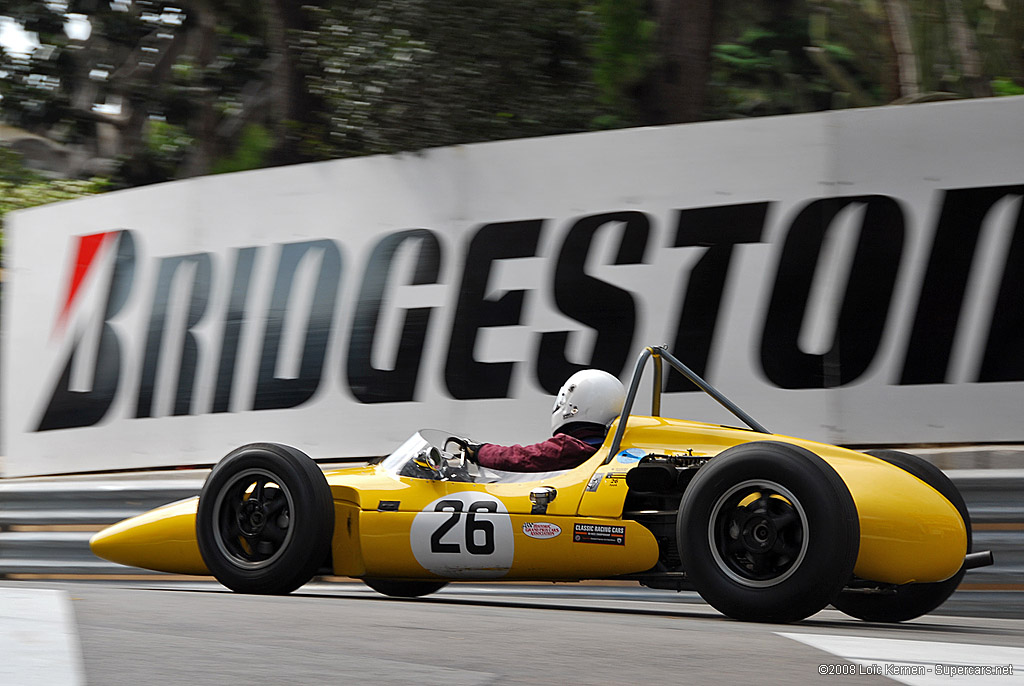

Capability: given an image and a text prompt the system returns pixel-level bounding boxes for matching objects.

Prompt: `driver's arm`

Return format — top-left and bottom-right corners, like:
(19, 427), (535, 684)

(474, 434), (596, 472)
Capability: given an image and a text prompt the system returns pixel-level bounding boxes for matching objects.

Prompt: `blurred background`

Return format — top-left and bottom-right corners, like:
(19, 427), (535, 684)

(2, 0), (1023, 228)
(1, 8), (1023, 676)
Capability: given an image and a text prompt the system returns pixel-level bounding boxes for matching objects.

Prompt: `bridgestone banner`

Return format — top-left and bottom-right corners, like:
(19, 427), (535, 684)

(4, 97), (1023, 476)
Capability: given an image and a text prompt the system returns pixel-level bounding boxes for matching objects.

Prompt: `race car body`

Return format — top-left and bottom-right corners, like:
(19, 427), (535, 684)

(91, 346), (991, 623)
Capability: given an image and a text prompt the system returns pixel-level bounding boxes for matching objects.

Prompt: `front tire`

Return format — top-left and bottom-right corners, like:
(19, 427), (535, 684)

(196, 443), (334, 594)
(363, 579), (449, 598)
(831, 450), (970, 623)
(678, 442), (859, 623)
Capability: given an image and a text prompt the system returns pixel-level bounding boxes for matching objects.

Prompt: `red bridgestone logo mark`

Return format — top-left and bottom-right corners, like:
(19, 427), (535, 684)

(55, 232), (113, 334)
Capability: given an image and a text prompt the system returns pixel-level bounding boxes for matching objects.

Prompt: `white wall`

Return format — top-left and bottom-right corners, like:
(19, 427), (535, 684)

(4, 96), (1023, 476)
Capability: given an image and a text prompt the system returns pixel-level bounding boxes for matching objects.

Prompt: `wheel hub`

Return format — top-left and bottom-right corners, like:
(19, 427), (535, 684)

(741, 515), (777, 552)
(238, 499), (266, 535)
(709, 479), (810, 588)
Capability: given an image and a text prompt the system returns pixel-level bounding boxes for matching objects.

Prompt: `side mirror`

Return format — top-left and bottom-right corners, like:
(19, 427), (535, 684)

(413, 447), (444, 477)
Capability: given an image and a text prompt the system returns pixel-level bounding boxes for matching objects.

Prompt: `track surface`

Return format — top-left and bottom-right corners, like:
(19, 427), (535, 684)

(3, 581), (1023, 685)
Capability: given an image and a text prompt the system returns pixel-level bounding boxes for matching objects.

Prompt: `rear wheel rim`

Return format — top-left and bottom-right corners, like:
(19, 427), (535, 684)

(707, 479), (809, 588)
(212, 467), (296, 570)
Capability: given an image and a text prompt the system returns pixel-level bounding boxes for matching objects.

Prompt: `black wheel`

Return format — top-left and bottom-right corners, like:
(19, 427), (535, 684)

(678, 441), (859, 623)
(363, 579), (449, 598)
(831, 450), (970, 623)
(196, 443), (334, 594)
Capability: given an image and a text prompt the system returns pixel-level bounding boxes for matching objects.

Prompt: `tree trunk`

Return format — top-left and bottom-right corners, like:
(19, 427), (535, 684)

(640, 0), (715, 124)
(945, 0), (993, 97)
(884, 0), (920, 98)
(179, 0), (219, 178)
(262, 0), (292, 138)
(264, 0), (319, 165)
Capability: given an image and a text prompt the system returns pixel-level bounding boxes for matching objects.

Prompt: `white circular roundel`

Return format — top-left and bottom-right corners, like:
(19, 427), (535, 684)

(410, 492), (514, 579)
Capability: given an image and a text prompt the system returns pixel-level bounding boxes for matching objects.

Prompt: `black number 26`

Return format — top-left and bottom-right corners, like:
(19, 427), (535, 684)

(429, 499), (498, 555)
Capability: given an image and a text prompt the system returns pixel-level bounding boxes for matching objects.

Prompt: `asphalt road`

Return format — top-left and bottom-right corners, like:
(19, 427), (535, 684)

(3, 581), (1024, 686)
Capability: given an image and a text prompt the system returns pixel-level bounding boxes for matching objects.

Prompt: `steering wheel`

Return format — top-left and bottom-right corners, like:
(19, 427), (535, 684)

(444, 436), (474, 469)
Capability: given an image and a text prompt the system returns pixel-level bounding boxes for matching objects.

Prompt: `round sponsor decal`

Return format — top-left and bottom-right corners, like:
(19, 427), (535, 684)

(616, 448), (645, 464)
(410, 492), (514, 579)
(522, 522), (562, 540)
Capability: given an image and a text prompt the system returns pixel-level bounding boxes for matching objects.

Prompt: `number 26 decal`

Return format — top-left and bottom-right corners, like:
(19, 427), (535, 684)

(430, 499), (498, 555)
(410, 493), (514, 578)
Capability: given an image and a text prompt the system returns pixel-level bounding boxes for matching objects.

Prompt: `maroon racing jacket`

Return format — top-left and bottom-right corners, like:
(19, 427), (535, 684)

(475, 424), (606, 472)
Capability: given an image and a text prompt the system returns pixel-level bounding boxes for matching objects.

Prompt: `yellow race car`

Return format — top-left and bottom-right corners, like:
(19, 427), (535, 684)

(90, 346), (992, 623)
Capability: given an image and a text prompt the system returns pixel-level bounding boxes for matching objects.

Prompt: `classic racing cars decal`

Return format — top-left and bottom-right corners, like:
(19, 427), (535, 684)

(573, 523), (626, 545)
(522, 522), (562, 540)
(410, 493), (514, 578)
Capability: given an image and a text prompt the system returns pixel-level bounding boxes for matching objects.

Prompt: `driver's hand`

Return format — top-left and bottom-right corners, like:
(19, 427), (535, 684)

(445, 436), (482, 463)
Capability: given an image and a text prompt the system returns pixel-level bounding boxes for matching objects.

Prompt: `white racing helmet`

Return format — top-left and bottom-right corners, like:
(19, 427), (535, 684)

(550, 369), (626, 434)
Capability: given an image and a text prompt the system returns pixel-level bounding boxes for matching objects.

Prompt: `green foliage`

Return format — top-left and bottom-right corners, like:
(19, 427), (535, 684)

(992, 78), (1024, 96)
(211, 124), (273, 174)
(707, 6), (886, 118)
(0, 147), (108, 247)
(4, 0), (1023, 187)
(146, 120), (193, 163)
(592, 0), (655, 125)
(708, 28), (821, 116)
(1, 0), (279, 185)
(296, 0), (604, 157)
(3, 0), (627, 177)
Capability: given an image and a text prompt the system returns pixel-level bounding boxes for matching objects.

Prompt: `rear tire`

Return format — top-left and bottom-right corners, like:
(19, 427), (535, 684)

(831, 450), (970, 623)
(196, 443), (334, 595)
(678, 442), (859, 623)
(363, 579), (449, 598)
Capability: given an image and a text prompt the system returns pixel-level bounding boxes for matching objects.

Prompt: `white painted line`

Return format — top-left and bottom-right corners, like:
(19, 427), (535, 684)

(779, 632), (1024, 685)
(0, 587), (85, 686)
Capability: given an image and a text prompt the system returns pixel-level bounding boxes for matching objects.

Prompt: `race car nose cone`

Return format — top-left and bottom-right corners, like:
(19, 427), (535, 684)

(89, 497), (209, 576)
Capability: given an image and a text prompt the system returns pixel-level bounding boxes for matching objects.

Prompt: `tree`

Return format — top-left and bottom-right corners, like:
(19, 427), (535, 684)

(3, 0), (1021, 188)
(296, 0), (603, 158)
(0, 147), (107, 247)
(805, 0), (1020, 103)
(1, 0), (310, 186)
(704, 1), (881, 117)
(2, 0), (609, 178)
(702, 0), (1022, 119)
(639, 0), (716, 124)
(592, 0), (656, 126)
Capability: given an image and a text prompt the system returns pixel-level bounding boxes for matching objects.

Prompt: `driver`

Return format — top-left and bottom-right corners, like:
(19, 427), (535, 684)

(468, 369), (626, 472)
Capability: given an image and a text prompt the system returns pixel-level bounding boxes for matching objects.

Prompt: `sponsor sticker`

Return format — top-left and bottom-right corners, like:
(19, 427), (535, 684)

(616, 449), (645, 464)
(603, 472), (628, 487)
(522, 522), (562, 540)
(573, 523), (626, 546)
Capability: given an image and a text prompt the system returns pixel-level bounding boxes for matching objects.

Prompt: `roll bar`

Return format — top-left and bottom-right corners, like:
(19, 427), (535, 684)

(604, 346), (770, 464)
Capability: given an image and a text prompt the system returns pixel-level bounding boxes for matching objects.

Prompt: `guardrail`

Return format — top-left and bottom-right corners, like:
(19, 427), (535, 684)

(0, 469), (1020, 583)
(0, 473), (206, 575)
(946, 470), (1024, 589)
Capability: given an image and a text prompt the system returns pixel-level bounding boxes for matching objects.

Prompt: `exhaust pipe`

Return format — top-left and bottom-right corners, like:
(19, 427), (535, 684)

(963, 550), (994, 570)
